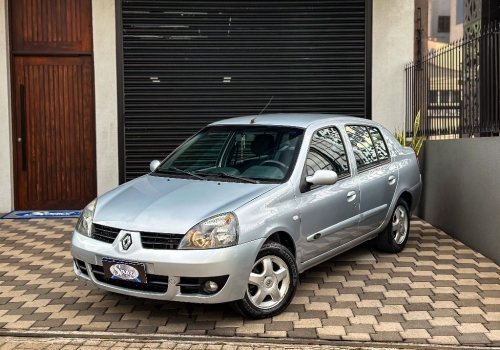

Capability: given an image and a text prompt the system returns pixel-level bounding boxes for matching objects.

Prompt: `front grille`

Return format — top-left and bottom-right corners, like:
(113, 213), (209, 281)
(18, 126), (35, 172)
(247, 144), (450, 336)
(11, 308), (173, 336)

(92, 224), (120, 243)
(91, 224), (184, 249)
(140, 232), (184, 250)
(91, 264), (169, 293)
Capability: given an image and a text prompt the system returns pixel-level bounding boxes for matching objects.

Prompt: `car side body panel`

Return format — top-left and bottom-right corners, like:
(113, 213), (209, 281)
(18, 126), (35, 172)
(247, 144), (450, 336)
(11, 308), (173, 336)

(233, 181), (301, 248)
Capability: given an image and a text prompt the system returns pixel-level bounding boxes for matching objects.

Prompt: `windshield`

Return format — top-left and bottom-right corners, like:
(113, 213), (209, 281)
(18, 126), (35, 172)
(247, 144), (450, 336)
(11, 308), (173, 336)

(155, 125), (304, 183)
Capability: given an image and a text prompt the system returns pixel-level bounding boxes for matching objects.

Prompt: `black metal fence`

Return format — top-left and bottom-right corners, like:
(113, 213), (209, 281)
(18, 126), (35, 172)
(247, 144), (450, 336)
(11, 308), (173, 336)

(405, 22), (500, 138)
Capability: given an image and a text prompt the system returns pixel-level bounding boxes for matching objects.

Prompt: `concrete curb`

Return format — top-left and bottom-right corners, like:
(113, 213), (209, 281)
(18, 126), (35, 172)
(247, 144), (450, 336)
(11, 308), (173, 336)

(0, 330), (498, 350)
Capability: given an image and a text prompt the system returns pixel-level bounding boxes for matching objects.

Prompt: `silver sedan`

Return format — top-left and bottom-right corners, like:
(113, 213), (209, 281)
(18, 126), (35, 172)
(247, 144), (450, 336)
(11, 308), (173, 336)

(71, 114), (422, 319)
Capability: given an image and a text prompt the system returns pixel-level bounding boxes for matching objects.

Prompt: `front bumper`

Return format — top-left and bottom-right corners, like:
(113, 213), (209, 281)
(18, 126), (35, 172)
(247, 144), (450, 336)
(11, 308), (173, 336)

(70, 229), (264, 303)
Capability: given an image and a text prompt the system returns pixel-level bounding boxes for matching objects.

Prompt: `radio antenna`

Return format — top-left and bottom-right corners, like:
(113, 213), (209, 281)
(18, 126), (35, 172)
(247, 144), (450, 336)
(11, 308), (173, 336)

(258, 96), (274, 116)
(251, 96), (274, 124)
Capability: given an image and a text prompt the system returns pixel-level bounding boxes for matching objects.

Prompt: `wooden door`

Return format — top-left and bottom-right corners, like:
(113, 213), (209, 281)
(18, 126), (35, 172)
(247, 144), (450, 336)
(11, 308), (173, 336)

(12, 56), (96, 210)
(10, 0), (96, 210)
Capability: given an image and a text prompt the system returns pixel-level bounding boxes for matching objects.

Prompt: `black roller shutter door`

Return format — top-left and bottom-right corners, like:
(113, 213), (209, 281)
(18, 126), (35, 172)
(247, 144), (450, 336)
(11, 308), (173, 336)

(120, 0), (369, 181)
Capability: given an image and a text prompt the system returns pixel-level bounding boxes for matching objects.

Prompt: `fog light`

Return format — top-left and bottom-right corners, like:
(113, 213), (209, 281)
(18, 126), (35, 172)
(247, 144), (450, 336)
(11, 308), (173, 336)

(203, 280), (219, 293)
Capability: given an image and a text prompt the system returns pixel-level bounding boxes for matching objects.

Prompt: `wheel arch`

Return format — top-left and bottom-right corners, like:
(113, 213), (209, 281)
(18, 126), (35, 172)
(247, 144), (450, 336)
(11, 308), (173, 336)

(263, 230), (297, 260)
(399, 191), (413, 211)
(379, 189), (414, 233)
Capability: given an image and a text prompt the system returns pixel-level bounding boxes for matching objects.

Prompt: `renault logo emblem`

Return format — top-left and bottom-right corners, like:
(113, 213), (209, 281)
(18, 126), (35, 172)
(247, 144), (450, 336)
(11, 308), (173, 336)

(121, 233), (132, 250)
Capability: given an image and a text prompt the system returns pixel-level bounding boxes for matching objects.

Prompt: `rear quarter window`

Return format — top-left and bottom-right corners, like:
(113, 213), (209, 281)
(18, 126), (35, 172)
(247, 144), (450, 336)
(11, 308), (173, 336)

(368, 127), (390, 161)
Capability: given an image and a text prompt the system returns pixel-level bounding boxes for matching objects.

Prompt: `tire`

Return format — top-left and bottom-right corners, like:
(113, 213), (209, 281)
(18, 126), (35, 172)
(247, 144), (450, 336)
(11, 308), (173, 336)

(230, 241), (298, 319)
(376, 198), (410, 253)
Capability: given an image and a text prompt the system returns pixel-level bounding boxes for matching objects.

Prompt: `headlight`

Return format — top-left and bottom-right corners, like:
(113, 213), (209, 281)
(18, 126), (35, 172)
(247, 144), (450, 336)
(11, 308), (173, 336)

(75, 199), (97, 237)
(178, 213), (239, 249)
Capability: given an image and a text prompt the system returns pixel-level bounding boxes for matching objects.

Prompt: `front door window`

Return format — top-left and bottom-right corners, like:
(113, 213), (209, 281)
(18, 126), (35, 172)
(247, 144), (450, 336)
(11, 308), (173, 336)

(306, 127), (350, 179)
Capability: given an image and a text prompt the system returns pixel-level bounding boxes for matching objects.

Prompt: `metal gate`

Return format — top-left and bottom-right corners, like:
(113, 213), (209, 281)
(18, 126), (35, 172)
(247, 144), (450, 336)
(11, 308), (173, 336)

(119, 0), (370, 181)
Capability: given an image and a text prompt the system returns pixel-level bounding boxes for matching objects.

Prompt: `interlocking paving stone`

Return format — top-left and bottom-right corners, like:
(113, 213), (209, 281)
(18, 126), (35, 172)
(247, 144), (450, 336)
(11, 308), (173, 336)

(1, 217), (500, 347)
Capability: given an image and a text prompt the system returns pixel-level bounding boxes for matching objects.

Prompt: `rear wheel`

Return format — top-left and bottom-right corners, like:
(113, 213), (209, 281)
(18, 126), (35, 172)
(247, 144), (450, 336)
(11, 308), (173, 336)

(376, 199), (410, 253)
(230, 241), (298, 319)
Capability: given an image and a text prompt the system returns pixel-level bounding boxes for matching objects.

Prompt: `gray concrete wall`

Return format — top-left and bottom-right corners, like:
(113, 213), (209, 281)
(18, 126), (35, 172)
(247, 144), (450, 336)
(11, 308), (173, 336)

(418, 138), (500, 265)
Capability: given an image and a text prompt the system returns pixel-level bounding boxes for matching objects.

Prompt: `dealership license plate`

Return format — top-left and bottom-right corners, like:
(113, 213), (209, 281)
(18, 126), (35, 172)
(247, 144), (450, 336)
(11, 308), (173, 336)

(102, 258), (147, 283)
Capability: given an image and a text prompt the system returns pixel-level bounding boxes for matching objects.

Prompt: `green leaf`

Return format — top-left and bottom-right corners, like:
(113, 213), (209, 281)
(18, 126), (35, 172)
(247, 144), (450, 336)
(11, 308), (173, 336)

(394, 111), (423, 153)
(414, 136), (424, 155)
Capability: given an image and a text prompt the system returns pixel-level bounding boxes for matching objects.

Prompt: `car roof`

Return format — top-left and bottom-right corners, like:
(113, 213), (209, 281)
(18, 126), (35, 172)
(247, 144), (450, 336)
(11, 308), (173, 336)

(210, 113), (379, 129)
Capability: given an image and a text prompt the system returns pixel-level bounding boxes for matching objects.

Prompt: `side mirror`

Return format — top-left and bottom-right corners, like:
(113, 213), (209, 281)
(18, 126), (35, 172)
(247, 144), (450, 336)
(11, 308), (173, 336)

(150, 160), (161, 172)
(306, 170), (338, 186)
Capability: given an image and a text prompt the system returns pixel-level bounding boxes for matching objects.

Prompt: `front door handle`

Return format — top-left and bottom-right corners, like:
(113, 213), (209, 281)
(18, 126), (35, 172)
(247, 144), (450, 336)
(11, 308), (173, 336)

(388, 175), (396, 185)
(347, 191), (356, 202)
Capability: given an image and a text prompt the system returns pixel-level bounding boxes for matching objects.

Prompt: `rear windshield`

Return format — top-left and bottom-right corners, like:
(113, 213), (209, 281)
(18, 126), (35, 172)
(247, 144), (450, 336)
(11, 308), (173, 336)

(154, 125), (304, 183)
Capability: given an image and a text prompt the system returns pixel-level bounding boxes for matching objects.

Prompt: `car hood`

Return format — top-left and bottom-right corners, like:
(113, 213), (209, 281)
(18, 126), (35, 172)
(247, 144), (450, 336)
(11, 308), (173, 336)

(93, 175), (278, 234)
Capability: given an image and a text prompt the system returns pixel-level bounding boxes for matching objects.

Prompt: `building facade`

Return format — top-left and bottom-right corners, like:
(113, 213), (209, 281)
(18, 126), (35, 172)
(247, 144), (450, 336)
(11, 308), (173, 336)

(428, 0), (464, 44)
(0, 0), (414, 212)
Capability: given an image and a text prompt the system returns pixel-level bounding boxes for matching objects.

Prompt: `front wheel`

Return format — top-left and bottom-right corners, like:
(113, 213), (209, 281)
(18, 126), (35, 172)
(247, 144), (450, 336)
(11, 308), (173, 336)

(375, 199), (410, 253)
(230, 242), (298, 319)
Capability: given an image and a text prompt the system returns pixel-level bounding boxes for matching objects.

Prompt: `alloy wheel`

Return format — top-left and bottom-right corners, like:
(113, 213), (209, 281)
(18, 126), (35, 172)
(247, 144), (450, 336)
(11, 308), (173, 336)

(392, 205), (408, 245)
(246, 255), (290, 309)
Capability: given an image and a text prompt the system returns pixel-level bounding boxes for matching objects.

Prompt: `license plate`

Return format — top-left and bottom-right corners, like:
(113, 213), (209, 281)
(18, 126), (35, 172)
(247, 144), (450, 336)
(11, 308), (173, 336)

(102, 258), (147, 283)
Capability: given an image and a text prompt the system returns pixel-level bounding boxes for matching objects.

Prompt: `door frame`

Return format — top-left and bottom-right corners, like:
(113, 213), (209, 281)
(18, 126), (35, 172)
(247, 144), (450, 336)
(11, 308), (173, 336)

(8, 0), (97, 210)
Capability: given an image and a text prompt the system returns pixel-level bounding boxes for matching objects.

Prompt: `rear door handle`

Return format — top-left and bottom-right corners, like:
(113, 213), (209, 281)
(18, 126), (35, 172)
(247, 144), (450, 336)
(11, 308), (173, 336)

(347, 191), (356, 202)
(388, 175), (396, 185)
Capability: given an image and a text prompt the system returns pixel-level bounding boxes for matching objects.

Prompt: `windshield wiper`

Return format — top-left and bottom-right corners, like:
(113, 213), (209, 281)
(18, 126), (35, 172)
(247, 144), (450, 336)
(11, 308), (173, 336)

(156, 167), (206, 180)
(199, 172), (260, 184)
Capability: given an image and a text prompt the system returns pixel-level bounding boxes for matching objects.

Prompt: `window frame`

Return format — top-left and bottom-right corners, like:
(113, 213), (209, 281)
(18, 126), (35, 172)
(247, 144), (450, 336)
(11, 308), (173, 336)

(429, 90), (439, 104)
(300, 125), (352, 192)
(438, 16), (450, 33)
(345, 124), (391, 173)
(152, 124), (306, 184)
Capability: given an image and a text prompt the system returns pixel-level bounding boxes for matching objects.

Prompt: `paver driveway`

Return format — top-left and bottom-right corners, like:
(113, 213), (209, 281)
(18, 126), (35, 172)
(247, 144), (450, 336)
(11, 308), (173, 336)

(0, 217), (499, 347)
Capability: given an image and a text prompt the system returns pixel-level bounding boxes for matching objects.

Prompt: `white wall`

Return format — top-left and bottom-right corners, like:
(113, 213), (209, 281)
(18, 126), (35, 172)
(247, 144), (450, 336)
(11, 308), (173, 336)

(92, 0), (119, 196)
(0, 0), (13, 213)
(372, 0), (414, 133)
(428, 0), (452, 42)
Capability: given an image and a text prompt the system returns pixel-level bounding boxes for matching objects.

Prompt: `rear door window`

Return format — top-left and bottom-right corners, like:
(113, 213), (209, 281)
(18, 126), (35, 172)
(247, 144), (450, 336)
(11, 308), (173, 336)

(346, 125), (391, 171)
